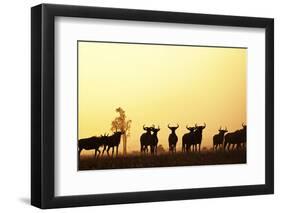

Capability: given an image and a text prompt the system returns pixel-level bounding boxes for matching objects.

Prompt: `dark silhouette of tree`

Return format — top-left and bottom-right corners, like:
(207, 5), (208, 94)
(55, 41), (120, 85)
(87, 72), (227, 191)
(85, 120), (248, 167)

(111, 107), (132, 155)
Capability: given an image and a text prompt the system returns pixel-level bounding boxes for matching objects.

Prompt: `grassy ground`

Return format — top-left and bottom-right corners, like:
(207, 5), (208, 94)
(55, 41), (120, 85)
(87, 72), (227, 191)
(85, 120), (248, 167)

(79, 149), (246, 170)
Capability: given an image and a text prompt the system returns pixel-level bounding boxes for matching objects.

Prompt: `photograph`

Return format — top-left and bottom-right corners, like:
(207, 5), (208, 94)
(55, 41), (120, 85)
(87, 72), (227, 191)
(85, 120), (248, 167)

(77, 41), (247, 170)
(30, 3), (274, 209)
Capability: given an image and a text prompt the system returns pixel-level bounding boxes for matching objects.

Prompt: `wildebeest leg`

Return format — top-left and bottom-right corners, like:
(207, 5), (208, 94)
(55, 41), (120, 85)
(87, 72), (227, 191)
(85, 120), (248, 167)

(186, 145), (189, 152)
(199, 144), (201, 152)
(97, 149), (101, 158)
(112, 147), (114, 156)
(116, 146), (118, 157)
(102, 146), (107, 156)
(107, 146), (110, 156)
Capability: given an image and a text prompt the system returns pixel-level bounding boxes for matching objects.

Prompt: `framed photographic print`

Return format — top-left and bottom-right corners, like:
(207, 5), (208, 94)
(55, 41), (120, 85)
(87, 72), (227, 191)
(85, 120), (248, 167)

(31, 3), (274, 209)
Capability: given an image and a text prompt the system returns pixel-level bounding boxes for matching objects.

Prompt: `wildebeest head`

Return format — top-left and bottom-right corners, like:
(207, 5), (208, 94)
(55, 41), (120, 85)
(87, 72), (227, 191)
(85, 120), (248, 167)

(143, 125), (153, 133)
(195, 123), (206, 132)
(168, 124), (179, 133)
(242, 123), (247, 131)
(113, 130), (125, 136)
(151, 125), (160, 135)
(186, 125), (195, 132)
(100, 133), (108, 140)
(218, 126), (228, 134)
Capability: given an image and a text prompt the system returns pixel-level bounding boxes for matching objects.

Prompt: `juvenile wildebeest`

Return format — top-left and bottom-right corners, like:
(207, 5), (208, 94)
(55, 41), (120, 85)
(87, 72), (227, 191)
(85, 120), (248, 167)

(140, 125), (153, 154)
(78, 136), (103, 158)
(182, 125), (195, 152)
(213, 127), (228, 151)
(151, 125), (160, 155)
(224, 123), (246, 151)
(192, 123), (206, 152)
(102, 131), (124, 156)
(168, 124), (179, 153)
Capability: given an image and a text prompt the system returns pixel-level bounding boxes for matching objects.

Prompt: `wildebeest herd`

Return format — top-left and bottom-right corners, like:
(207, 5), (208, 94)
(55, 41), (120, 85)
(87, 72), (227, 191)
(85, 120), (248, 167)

(78, 131), (124, 157)
(78, 123), (247, 158)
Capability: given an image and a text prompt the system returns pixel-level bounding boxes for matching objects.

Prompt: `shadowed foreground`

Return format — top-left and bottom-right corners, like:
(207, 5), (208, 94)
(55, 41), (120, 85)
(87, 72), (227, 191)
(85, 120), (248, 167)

(79, 150), (246, 170)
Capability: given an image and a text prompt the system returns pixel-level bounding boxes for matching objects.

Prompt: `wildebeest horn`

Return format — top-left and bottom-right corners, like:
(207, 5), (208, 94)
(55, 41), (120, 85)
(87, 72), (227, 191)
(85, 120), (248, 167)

(158, 125), (160, 130)
(168, 123), (171, 128)
(203, 123), (206, 127)
(186, 124), (189, 129)
(219, 126), (222, 130)
(195, 123), (197, 127)
(242, 122), (246, 127)
(152, 124), (155, 128)
(176, 123), (179, 128)
(143, 125), (146, 130)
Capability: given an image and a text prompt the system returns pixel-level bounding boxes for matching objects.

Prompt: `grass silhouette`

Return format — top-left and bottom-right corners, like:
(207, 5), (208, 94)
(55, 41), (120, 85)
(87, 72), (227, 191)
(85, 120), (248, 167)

(79, 149), (246, 170)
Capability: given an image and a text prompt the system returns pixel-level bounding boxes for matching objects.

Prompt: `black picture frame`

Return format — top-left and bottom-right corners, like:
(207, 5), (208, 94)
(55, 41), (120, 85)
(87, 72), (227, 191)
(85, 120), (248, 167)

(31, 3), (274, 209)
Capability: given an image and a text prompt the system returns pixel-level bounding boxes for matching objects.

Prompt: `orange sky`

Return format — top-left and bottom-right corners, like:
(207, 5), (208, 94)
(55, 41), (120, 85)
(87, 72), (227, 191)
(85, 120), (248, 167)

(78, 41), (246, 153)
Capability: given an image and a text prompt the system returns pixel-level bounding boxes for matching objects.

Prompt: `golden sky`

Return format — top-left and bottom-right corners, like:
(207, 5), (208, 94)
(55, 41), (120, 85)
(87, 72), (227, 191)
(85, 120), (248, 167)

(78, 41), (246, 153)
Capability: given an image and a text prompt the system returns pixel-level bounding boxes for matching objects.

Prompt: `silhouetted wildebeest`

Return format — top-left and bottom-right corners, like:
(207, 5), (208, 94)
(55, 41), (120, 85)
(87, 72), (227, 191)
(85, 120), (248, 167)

(168, 124), (179, 153)
(182, 125), (195, 152)
(101, 131), (124, 156)
(191, 123), (206, 152)
(239, 123), (247, 149)
(213, 127), (228, 151)
(78, 136), (104, 158)
(151, 125), (160, 155)
(224, 123), (247, 151)
(140, 125), (153, 154)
